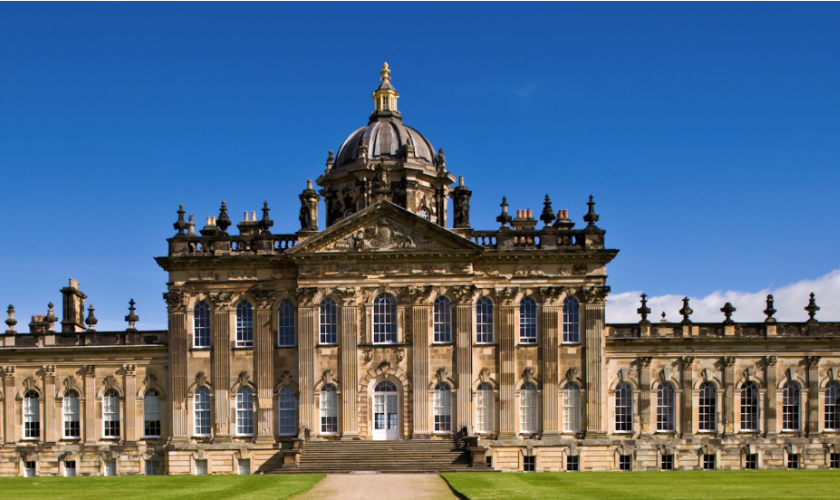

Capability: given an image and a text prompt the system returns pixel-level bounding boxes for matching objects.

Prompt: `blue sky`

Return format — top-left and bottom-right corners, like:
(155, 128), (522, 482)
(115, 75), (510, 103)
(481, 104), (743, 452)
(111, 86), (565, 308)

(1, 3), (839, 330)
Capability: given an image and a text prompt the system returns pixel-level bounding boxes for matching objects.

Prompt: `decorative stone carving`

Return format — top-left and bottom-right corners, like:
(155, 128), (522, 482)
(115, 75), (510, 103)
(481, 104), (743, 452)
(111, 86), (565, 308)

(581, 286), (610, 304)
(228, 270), (258, 281)
(723, 356), (736, 367)
(330, 218), (416, 251)
(363, 347), (374, 364)
(336, 287), (358, 305)
(42, 365), (56, 377)
(237, 371), (250, 388)
(186, 271), (216, 282)
(539, 286), (564, 305)
(404, 285), (433, 304)
(2, 366), (14, 377)
(394, 346), (406, 364)
(565, 367), (578, 384)
(163, 291), (189, 311)
(296, 287), (318, 307)
(495, 287), (519, 306)
(806, 356), (821, 367)
(123, 364), (137, 375)
(451, 285), (477, 304)
(195, 371), (208, 388)
(522, 367), (536, 384)
(208, 291), (234, 309)
(638, 357), (652, 368)
(251, 289), (276, 309)
(82, 365), (95, 377)
(682, 356), (695, 368)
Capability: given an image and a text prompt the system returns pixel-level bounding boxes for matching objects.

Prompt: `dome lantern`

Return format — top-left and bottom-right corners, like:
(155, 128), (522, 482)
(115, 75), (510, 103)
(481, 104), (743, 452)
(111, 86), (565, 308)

(372, 62), (400, 116)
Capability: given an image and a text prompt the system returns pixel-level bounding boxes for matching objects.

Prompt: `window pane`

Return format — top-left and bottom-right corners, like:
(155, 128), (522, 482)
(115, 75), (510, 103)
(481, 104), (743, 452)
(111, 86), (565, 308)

(520, 382), (537, 433)
(657, 383), (675, 432)
(279, 386), (297, 435)
(562, 297), (580, 343)
(236, 387), (254, 435)
(519, 298), (537, 344)
(23, 391), (40, 439)
(740, 382), (759, 431)
(433, 296), (452, 343)
(373, 294), (397, 344)
(320, 298), (337, 344)
(563, 382), (580, 432)
(144, 390), (161, 438)
(236, 302), (254, 347)
(193, 301), (211, 348)
(476, 297), (494, 344)
(699, 382), (716, 432)
(783, 382), (800, 431)
(194, 387), (211, 436)
(278, 301), (296, 347)
(434, 383), (451, 432)
(826, 382), (840, 430)
(320, 384), (338, 433)
(63, 391), (80, 438)
(103, 390), (120, 438)
(615, 383), (632, 432)
(477, 383), (494, 433)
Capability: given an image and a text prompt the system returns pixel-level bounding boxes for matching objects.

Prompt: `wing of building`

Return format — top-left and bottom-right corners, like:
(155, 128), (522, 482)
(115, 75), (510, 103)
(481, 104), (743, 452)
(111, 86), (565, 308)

(2, 64), (839, 476)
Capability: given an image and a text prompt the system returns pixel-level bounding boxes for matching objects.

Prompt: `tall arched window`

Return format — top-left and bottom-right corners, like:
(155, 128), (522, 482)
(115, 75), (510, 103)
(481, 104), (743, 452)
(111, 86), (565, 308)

(782, 381), (800, 431)
(319, 298), (337, 345)
(236, 301), (253, 348)
(657, 383), (675, 432)
(825, 381), (840, 431)
(320, 384), (338, 433)
(144, 390), (161, 438)
(23, 391), (40, 439)
(373, 293), (397, 344)
(433, 296), (452, 344)
(615, 382), (632, 432)
(193, 301), (211, 348)
(194, 387), (211, 436)
(434, 383), (452, 432)
(520, 382), (538, 433)
(278, 300), (296, 347)
(740, 382), (759, 432)
(476, 297), (494, 344)
(63, 391), (80, 439)
(519, 297), (537, 344)
(278, 386), (297, 436)
(562, 297), (580, 344)
(103, 389), (120, 438)
(563, 382), (581, 432)
(699, 382), (717, 432)
(476, 382), (494, 433)
(236, 387), (254, 436)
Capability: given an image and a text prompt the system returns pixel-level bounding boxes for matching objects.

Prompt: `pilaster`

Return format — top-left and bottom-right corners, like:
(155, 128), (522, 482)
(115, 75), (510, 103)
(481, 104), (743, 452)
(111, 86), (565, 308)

(498, 287), (518, 437)
(4, 367), (16, 442)
(83, 365), (96, 442)
(681, 356), (694, 439)
(540, 287), (562, 436)
(638, 357), (651, 435)
(209, 291), (233, 439)
(454, 286), (476, 432)
(582, 287), (607, 436)
(43, 365), (56, 443)
(339, 288), (359, 439)
(253, 290), (275, 443)
(806, 356), (820, 436)
(723, 356), (736, 436)
(124, 364), (137, 442)
(297, 288), (318, 435)
(410, 286), (432, 437)
(765, 356), (777, 437)
(163, 291), (189, 441)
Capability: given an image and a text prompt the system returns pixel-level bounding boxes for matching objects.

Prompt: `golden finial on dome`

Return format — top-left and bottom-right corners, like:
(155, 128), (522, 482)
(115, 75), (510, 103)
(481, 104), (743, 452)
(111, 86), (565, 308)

(372, 62), (399, 114)
(380, 62), (391, 82)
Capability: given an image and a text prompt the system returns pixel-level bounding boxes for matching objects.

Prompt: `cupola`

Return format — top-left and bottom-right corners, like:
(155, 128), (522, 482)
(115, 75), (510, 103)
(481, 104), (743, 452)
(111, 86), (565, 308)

(372, 62), (400, 117)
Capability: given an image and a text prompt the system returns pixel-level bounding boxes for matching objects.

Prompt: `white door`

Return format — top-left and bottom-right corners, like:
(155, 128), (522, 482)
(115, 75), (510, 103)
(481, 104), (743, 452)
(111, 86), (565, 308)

(373, 381), (400, 441)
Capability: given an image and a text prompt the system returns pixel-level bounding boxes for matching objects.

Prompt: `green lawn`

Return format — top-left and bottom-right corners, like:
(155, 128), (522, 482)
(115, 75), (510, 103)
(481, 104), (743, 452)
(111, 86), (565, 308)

(442, 470), (840, 500)
(0, 474), (324, 500)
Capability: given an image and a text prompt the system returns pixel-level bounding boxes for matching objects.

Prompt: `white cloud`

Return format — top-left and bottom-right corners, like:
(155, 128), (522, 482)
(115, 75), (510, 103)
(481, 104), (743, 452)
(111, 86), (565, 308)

(606, 269), (840, 324)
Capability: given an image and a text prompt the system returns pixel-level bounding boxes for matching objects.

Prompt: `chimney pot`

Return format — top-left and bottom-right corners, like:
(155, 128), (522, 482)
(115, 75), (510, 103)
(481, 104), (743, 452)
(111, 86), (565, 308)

(527, 209), (532, 218)
(458, 176), (464, 186)
(69, 279), (79, 290)
(307, 180), (313, 189)
(243, 212), (248, 221)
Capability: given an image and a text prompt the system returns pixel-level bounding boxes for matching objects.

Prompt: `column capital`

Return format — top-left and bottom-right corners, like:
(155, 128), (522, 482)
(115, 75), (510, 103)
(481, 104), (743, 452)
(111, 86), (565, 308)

(208, 291), (234, 309)
(495, 286), (519, 306)
(765, 355), (778, 367)
(122, 364), (137, 376)
(296, 287), (319, 307)
(723, 356), (737, 368)
(451, 285), (477, 305)
(163, 290), (190, 312)
(638, 356), (652, 368)
(403, 285), (433, 304)
(806, 356), (821, 368)
(41, 365), (56, 378)
(682, 356), (695, 369)
(82, 365), (96, 377)
(250, 288), (278, 309)
(581, 285), (610, 305)
(539, 286), (564, 306)
(336, 287), (359, 306)
(2, 366), (14, 378)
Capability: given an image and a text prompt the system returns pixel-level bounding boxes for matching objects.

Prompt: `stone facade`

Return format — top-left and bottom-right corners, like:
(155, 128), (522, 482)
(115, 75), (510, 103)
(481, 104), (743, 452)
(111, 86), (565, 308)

(1, 65), (839, 475)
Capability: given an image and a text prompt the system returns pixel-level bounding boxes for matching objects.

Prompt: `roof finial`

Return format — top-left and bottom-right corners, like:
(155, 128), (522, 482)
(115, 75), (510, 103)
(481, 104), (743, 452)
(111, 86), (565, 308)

(85, 304), (98, 332)
(381, 62), (391, 83)
(125, 299), (139, 332)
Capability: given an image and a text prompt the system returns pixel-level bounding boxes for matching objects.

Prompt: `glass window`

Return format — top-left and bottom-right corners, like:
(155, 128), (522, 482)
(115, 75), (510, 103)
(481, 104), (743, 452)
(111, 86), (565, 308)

(563, 382), (581, 432)
(699, 382), (717, 432)
(783, 381), (800, 431)
(63, 391), (80, 438)
(103, 389), (120, 438)
(787, 453), (800, 469)
(145, 460), (159, 475)
(615, 382), (632, 432)
(434, 383), (452, 432)
(144, 390), (161, 438)
(566, 456), (579, 471)
(476, 382), (494, 433)
(278, 386), (297, 436)
(523, 455), (536, 472)
(562, 297), (580, 343)
(476, 297), (494, 344)
(433, 296), (452, 343)
(519, 297), (537, 344)
(195, 459), (207, 475)
(320, 384), (338, 433)
(236, 301), (253, 348)
(193, 301), (211, 348)
(278, 300), (296, 347)
(745, 453), (758, 470)
(236, 387), (254, 436)
(319, 298), (337, 345)
(829, 453), (840, 469)
(23, 461), (36, 477)
(825, 381), (840, 430)
(238, 459), (250, 475)
(657, 383), (675, 432)
(194, 387), (211, 436)
(740, 382), (759, 431)
(703, 454), (716, 470)
(373, 294), (397, 344)
(618, 455), (631, 471)
(65, 460), (76, 477)
(23, 390), (40, 439)
(520, 382), (537, 433)
(104, 460), (116, 476)
(661, 455), (674, 471)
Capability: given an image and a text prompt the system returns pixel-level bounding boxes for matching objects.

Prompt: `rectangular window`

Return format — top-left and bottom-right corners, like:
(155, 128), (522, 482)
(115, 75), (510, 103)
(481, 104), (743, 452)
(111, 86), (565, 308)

(787, 454), (800, 469)
(830, 453), (840, 469)
(65, 460), (76, 477)
(238, 459), (250, 475)
(195, 459), (208, 476)
(145, 461), (159, 476)
(24, 461), (36, 477)
(745, 454), (758, 470)
(486, 456), (493, 468)
(104, 460), (116, 476)
(618, 455), (631, 471)
(566, 456), (579, 472)
(475, 298), (494, 344)
(523, 455), (536, 472)
(661, 455), (673, 471)
(703, 454), (716, 470)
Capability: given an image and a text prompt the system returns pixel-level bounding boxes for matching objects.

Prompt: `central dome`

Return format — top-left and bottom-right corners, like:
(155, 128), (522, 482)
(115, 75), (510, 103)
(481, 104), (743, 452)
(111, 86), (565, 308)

(334, 115), (436, 168)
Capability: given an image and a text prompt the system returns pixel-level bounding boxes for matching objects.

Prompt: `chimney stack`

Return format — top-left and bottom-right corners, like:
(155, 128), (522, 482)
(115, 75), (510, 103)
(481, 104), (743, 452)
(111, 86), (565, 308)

(61, 279), (87, 333)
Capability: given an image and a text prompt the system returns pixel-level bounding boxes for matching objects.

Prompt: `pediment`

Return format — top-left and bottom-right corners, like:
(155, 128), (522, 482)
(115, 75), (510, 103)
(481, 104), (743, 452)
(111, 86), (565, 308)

(287, 200), (482, 255)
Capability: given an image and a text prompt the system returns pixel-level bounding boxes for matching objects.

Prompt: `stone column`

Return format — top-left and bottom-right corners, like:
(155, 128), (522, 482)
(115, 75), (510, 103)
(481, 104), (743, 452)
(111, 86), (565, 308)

(253, 291), (276, 443)
(164, 291), (189, 441)
(723, 356), (736, 436)
(410, 286), (432, 438)
(540, 287), (562, 437)
(498, 287), (518, 437)
(454, 286), (476, 432)
(806, 356), (821, 436)
(583, 287), (608, 436)
(83, 365), (97, 442)
(681, 356), (694, 439)
(4, 367), (16, 442)
(123, 364), (137, 442)
(765, 356), (777, 437)
(638, 357), (652, 435)
(43, 365), (56, 443)
(338, 288), (359, 439)
(209, 291), (233, 439)
(297, 288), (318, 435)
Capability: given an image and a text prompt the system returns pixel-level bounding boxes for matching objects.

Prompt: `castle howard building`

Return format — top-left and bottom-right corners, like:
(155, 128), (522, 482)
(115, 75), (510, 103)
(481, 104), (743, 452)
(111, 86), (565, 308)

(2, 64), (839, 476)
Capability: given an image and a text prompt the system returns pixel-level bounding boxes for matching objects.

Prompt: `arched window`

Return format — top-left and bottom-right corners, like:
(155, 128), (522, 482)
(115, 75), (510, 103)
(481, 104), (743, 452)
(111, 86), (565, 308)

(699, 382), (717, 432)
(320, 384), (338, 433)
(23, 391), (40, 439)
(782, 381), (800, 431)
(103, 389), (120, 438)
(193, 301), (211, 348)
(740, 382), (759, 431)
(319, 298), (337, 345)
(563, 382), (581, 432)
(519, 297), (537, 344)
(434, 383), (452, 432)
(236, 301), (253, 348)
(476, 382), (494, 433)
(825, 381), (840, 431)
(63, 391), (80, 439)
(236, 387), (254, 436)
(433, 296), (452, 344)
(144, 390), (161, 438)
(476, 297), (494, 344)
(520, 382), (538, 433)
(657, 383), (675, 432)
(278, 300), (296, 347)
(278, 386), (297, 436)
(562, 297), (580, 344)
(194, 387), (211, 436)
(373, 293), (397, 344)
(615, 382), (632, 432)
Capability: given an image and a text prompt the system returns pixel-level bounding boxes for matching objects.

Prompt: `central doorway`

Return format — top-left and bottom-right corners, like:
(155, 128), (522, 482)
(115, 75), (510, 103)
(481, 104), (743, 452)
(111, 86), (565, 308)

(373, 380), (399, 440)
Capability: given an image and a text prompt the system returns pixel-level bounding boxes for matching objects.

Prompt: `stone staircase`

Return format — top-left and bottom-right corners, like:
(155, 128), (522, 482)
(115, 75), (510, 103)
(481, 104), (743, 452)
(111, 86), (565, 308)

(277, 440), (492, 473)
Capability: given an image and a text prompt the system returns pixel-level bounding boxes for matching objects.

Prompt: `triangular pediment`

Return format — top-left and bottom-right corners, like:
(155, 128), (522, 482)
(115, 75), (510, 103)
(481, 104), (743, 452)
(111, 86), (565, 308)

(287, 200), (482, 255)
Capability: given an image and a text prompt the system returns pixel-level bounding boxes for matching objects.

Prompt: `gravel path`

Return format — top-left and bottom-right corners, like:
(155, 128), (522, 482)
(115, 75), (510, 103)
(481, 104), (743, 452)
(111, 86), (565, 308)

(293, 473), (459, 500)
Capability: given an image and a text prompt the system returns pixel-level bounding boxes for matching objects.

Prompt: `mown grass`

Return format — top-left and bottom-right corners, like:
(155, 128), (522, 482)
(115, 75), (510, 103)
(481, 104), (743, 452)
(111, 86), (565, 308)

(0, 474), (324, 500)
(442, 470), (840, 500)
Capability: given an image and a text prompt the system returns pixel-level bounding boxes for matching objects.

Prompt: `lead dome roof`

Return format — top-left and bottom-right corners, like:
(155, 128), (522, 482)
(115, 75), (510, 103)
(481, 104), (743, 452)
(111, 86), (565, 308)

(334, 115), (436, 168)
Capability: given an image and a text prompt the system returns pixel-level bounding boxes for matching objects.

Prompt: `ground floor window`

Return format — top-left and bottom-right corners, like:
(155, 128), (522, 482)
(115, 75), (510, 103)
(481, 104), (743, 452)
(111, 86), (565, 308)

(618, 455), (631, 471)
(103, 460), (116, 476)
(24, 461), (36, 477)
(523, 455), (536, 472)
(65, 460), (76, 477)
(703, 454), (716, 470)
(195, 459), (208, 475)
(830, 453), (840, 469)
(787, 454), (800, 469)
(145, 461), (159, 475)
(238, 459), (250, 475)
(566, 456), (579, 471)
(745, 454), (758, 470)
(320, 384), (338, 433)
(661, 455), (673, 471)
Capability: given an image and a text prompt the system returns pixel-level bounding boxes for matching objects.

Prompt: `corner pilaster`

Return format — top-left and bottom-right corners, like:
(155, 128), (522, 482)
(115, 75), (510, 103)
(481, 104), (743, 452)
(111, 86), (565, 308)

(163, 291), (189, 441)
(208, 291), (233, 439)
